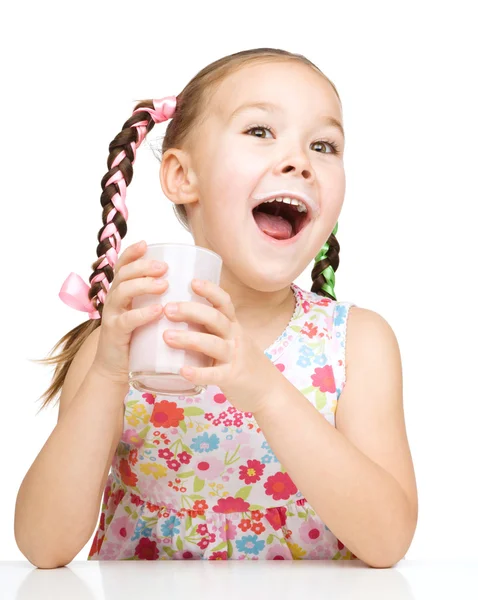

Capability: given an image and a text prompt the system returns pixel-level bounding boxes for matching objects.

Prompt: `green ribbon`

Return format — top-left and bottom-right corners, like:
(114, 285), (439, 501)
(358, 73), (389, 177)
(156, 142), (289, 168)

(314, 221), (338, 299)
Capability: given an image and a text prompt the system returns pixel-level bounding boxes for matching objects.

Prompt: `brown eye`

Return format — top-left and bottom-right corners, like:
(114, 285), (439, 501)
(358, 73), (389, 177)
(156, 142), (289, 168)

(245, 125), (273, 138)
(312, 141), (338, 153)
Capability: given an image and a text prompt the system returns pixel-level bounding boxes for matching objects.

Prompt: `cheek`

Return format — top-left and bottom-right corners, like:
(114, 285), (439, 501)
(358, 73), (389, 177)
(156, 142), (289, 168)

(205, 160), (258, 220)
(214, 137), (263, 193)
(326, 170), (346, 212)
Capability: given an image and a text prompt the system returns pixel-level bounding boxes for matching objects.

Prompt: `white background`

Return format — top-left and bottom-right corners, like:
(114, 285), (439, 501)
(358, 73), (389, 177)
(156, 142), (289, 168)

(1, 0), (477, 562)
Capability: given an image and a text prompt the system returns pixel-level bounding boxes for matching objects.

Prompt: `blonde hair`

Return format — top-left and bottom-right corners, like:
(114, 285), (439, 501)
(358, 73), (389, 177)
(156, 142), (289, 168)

(32, 47), (342, 413)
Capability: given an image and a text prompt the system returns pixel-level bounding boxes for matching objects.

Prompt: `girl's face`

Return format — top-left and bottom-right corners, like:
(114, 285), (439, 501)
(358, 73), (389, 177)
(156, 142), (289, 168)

(179, 60), (345, 292)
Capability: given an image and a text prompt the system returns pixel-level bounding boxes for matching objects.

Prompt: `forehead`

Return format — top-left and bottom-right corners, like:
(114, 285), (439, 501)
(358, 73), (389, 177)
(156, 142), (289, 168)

(209, 60), (342, 124)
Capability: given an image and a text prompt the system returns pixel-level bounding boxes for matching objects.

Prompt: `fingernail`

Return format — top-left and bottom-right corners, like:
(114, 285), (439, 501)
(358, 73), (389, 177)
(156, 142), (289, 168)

(166, 303), (178, 314)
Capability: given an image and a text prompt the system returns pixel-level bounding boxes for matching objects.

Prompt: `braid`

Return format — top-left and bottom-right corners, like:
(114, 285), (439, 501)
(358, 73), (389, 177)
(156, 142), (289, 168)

(87, 101), (165, 319)
(311, 222), (340, 300)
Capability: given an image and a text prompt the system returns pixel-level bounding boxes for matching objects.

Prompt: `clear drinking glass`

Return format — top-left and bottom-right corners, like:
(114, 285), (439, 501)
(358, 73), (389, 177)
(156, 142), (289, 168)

(129, 243), (223, 396)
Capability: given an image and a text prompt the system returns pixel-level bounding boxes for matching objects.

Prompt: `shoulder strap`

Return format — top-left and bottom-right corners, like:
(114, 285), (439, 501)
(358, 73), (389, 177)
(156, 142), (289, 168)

(331, 301), (357, 398)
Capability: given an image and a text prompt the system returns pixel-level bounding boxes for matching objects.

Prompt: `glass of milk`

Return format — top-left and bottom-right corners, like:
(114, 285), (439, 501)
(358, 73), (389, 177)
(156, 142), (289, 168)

(129, 243), (223, 396)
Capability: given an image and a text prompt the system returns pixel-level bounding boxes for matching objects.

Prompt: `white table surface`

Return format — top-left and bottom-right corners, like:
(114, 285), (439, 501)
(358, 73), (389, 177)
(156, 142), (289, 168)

(1, 560), (476, 599)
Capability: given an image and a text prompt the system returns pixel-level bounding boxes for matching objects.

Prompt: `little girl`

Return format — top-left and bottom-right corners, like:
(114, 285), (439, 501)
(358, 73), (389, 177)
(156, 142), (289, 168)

(16, 48), (418, 567)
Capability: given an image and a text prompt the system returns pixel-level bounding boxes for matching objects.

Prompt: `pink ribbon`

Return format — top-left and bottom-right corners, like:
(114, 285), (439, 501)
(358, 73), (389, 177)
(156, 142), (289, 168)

(59, 96), (177, 320)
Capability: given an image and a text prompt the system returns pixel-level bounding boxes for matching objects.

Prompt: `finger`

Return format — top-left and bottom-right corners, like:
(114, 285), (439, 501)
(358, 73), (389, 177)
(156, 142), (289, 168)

(164, 329), (233, 363)
(181, 363), (223, 387)
(191, 279), (236, 323)
(113, 240), (147, 276)
(164, 301), (231, 339)
(113, 277), (169, 313)
(118, 302), (164, 335)
(114, 256), (168, 286)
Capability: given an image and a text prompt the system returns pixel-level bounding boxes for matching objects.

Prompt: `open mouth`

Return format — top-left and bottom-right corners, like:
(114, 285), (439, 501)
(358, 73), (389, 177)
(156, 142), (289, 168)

(252, 199), (310, 241)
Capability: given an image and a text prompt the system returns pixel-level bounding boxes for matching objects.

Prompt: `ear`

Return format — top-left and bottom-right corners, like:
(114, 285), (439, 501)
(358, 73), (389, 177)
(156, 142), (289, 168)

(160, 148), (199, 206)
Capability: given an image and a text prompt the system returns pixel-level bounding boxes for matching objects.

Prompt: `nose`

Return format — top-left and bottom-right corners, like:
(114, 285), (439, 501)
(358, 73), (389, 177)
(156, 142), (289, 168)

(275, 150), (314, 181)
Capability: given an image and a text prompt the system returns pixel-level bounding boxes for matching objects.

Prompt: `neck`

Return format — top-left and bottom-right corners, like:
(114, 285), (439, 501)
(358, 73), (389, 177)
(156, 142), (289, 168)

(219, 271), (295, 333)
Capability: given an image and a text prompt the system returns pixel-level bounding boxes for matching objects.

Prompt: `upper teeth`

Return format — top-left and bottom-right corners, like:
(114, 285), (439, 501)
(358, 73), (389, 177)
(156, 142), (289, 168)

(263, 197), (307, 213)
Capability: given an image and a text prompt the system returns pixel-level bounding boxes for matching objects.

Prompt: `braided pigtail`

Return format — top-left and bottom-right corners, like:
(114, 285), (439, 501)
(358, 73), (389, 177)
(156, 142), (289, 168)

(31, 97), (176, 412)
(311, 222), (340, 300)
(59, 96), (176, 319)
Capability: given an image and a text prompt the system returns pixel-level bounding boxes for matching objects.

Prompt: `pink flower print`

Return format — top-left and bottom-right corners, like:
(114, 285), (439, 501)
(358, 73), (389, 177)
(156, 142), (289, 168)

(209, 551), (228, 560)
(264, 472), (298, 501)
(264, 506), (287, 530)
(185, 396), (201, 404)
(208, 532), (217, 544)
(311, 364), (336, 393)
(141, 477), (174, 505)
(121, 428), (144, 448)
(100, 541), (124, 560)
(172, 550), (196, 559)
(130, 493), (143, 507)
(166, 459), (181, 472)
(316, 541), (334, 558)
(302, 300), (311, 313)
(266, 544), (292, 560)
(193, 456), (224, 480)
(109, 516), (135, 543)
(239, 445), (255, 460)
(213, 497), (250, 514)
(158, 448), (174, 460)
(236, 432), (251, 444)
(142, 392), (156, 405)
(134, 537), (159, 560)
(198, 537), (210, 550)
(177, 451), (192, 464)
(197, 524), (209, 536)
(325, 315), (333, 333)
(221, 438), (239, 451)
(238, 459), (265, 484)
(299, 518), (323, 545)
(216, 521), (237, 542)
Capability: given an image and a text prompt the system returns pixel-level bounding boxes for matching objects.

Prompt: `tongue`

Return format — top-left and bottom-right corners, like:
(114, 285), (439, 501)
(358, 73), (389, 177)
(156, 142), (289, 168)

(253, 211), (293, 240)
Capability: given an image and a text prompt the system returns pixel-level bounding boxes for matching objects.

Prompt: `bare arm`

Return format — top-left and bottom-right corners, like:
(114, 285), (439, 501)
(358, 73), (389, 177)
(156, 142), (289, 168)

(253, 308), (418, 568)
(14, 329), (128, 569)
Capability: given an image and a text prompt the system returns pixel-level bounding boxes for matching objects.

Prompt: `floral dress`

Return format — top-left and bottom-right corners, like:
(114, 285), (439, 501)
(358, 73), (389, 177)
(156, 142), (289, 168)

(87, 282), (358, 561)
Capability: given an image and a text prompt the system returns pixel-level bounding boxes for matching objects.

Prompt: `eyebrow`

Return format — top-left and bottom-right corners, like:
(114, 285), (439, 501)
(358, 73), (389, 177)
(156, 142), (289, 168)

(228, 101), (345, 139)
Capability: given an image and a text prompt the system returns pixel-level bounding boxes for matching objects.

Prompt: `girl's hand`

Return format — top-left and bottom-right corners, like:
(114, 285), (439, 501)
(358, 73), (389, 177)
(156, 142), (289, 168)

(92, 241), (170, 385)
(162, 277), (280, 413)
